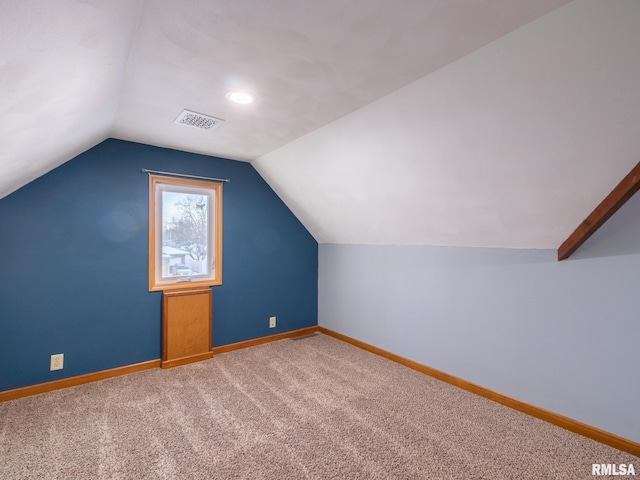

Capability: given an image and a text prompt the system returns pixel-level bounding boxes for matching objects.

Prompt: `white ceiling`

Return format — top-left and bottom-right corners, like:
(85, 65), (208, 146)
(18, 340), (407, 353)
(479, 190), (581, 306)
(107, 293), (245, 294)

(2, 0), (639, 248)
(0, 0), (141, 198)
(255, 0), (640, 247)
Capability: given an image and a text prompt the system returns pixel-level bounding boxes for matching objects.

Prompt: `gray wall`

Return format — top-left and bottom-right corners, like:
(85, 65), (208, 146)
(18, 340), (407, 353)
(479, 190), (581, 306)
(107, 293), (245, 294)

(319, 194), (640, 443)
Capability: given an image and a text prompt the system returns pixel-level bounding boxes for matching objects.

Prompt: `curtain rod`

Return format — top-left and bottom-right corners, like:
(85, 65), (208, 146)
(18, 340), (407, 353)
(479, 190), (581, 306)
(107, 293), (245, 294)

(141, 168), (230, 183)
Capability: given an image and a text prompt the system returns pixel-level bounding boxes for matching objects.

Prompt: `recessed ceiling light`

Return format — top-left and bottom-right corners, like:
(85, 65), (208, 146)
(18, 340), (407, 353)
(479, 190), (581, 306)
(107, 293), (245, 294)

(226, 91), (256, 105)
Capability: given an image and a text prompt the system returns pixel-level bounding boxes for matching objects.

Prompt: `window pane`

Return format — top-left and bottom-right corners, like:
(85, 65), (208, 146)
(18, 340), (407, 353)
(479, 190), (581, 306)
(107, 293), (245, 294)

(149, 174), (222, 292)
(161, 191), (209, 278)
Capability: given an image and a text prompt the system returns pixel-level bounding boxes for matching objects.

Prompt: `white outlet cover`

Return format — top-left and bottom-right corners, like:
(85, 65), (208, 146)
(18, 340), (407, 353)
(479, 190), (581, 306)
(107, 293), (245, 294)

(50, 353), (64, 371)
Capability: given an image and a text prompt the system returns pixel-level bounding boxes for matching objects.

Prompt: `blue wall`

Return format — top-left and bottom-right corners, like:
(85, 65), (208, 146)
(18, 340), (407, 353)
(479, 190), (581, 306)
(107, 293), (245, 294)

(0, 139), (318, 391)
(319, 193), (640, 443)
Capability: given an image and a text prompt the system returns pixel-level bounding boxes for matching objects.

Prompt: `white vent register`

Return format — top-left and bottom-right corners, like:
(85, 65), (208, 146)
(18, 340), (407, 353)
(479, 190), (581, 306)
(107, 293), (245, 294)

(174, 110), (225, 131)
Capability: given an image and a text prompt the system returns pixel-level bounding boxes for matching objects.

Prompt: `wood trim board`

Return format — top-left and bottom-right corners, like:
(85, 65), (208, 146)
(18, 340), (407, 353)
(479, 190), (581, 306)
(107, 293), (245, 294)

(0, 360), (161, 403)
(2, 325), (637, 457)
(318, 327), (640, 457)
(161, 351), (214, 369)
(211, 326), (320, 355)
(0, 327), (319, 403)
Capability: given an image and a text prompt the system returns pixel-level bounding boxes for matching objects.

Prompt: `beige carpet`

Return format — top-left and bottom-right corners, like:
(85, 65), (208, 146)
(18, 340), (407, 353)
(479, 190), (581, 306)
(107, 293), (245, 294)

(0, 333), (637, 479)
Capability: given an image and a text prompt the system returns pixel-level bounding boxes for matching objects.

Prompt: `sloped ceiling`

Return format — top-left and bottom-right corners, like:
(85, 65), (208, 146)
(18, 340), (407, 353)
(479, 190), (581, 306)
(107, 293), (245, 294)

(0, 0), (142, 197)
(2, 1), (639, 248)
(255, 0), (640, 247)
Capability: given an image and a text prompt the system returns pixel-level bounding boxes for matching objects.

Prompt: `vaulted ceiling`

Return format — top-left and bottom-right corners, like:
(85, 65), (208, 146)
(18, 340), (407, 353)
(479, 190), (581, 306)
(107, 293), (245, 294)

(2, 0), (639, 248)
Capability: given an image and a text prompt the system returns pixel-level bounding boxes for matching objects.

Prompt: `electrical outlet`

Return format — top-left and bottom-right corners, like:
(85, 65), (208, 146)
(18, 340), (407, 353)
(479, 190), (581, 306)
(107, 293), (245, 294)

(269, 316), (276, 328)
(50, 354), (64, 371)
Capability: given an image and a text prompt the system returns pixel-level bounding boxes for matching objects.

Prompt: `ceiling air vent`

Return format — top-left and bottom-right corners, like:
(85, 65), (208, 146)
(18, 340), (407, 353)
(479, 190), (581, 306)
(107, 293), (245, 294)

(174, 110), (225, 131)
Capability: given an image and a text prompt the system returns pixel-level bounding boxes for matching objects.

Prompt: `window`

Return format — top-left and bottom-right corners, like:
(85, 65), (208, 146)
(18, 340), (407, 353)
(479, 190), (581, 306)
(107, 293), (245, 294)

(149, 175), (223, 291)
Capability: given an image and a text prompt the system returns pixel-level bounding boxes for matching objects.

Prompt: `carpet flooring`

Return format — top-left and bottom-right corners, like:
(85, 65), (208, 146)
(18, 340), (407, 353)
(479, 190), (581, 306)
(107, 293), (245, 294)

(1, 333), (637, 479)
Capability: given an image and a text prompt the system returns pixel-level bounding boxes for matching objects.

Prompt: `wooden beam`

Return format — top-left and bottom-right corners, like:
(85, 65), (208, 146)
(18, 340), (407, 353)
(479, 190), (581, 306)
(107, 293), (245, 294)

(558, 162), (640, 261)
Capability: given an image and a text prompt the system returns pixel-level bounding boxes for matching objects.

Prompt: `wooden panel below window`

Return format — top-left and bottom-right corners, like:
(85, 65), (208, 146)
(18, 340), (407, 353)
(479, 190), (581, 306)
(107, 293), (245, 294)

(162, 288), (213, 368)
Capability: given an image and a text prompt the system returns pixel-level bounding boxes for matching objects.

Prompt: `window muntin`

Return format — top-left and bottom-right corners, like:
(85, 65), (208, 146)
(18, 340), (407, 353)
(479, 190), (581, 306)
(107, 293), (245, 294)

(149, 175), (222, 291)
